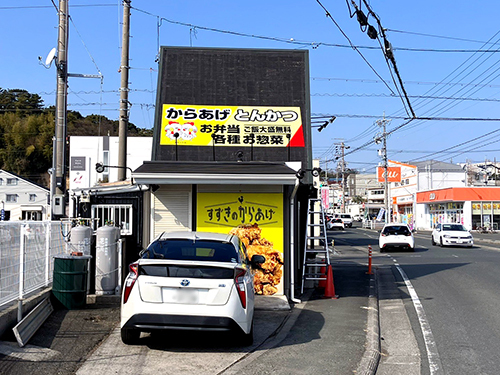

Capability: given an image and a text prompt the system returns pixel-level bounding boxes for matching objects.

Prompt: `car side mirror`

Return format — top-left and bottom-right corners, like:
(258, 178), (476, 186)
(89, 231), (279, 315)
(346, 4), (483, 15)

(250, 254), (266, 268)
(138, 248), (148, 257)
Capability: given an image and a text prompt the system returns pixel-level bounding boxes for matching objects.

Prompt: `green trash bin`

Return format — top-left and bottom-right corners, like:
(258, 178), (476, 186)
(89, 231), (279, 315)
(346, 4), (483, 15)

(52, 255), (91, 309)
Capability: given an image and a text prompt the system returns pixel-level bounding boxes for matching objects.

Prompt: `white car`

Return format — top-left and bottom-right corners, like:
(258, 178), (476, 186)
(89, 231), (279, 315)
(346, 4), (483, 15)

(431, 223), (473, 247)
(379, 223), (414, 252)
(330, 218), (345, 230)
(340, 214), (353, 227)
(120, 231), (265, 345)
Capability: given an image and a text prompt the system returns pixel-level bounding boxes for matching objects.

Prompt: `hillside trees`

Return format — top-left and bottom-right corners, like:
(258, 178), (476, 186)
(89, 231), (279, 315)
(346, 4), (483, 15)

(0, 88), (153, 185)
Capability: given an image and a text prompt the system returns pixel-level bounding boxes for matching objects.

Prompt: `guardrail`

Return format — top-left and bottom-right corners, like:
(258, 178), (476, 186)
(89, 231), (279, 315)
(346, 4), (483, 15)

(0, 221), (66, 310)
(362, 220), (386, 231)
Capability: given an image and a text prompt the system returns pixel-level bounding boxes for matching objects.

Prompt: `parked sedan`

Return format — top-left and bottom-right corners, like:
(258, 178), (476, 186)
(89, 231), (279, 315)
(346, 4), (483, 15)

(431, 223), (474, 247)
(379, 223), (414, 252)
(120, 231), (265, 345)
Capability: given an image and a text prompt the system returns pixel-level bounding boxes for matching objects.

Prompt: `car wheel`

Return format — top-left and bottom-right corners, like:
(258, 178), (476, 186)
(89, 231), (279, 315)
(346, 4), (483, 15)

(408, 246), (415, 252)
(439, 237), (444, 247)
(431, 236), (436, 246)
(121, 327), (140, 345)
(380, 247), (384, 253)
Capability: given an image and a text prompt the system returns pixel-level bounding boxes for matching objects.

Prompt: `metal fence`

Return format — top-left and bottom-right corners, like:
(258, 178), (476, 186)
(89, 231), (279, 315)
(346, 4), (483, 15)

(0, 221), (66, 309)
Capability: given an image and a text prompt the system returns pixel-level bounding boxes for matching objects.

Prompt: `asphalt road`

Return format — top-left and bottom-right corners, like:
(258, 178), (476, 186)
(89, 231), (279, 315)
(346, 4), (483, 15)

(333, 225), (500, 375)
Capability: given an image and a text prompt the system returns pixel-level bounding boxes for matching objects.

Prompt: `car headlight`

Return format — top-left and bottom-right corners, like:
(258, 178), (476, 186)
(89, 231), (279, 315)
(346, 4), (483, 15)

(443, 235), (451, 238)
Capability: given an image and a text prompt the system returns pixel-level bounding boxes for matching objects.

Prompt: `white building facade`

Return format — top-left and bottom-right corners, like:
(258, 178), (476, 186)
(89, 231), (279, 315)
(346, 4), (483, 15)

(0, 170), (50, 221)
(69, 136), (153, 191)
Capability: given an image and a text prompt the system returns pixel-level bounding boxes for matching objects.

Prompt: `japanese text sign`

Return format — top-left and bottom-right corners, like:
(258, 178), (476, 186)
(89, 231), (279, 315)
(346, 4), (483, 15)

(160, 104), (304, 148)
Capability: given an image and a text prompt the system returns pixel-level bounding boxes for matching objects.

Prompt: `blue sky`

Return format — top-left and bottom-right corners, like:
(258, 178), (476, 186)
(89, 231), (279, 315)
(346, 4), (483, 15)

(2, 1), (500, 173)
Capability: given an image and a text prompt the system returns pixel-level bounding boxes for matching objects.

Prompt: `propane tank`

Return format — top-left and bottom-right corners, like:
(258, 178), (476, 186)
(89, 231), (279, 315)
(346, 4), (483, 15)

(70, 224), (92, 255)
(95, 225), (120, 295)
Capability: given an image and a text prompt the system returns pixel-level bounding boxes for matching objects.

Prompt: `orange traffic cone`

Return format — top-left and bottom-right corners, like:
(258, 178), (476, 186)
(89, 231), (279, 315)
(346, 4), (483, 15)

(322, 264), (339, 299)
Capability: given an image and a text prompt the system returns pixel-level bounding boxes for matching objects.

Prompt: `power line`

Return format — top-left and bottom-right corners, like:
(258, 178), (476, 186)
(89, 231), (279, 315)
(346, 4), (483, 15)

(311, 76), (500, 89)
(0, 4), (117, 10)
(385, 28), (500, 46)
(314, 0), (396, 95)
(312, 92), (500, 102)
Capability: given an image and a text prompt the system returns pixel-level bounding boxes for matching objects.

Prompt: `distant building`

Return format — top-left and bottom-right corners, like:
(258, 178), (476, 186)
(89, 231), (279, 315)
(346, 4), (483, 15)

(0, 170), (49, 221)
(69, 136), (153, 191)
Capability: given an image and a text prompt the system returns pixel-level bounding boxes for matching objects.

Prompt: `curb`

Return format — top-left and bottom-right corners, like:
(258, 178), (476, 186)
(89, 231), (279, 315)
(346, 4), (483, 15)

(0, 288), (52, 339)
(355, 269), (380, 375)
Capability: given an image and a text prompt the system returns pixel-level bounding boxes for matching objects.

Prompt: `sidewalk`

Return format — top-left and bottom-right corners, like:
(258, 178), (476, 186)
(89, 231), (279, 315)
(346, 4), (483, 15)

(0, 255), (374, 375)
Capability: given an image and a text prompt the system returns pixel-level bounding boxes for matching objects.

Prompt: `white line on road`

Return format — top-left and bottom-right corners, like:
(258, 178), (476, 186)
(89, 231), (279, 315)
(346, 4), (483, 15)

(391, 257), (444, 375)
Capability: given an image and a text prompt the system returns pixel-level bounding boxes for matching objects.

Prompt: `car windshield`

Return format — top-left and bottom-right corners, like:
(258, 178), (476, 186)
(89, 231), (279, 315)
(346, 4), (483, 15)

(442, 224), (467, 231)
(143, 239), (240, 263)
(382, 226), (410, 235)
(341, 215), (351, 218)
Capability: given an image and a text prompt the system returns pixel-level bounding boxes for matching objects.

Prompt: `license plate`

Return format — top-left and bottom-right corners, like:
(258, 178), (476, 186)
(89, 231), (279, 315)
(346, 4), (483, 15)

(163, 288), (199, 304)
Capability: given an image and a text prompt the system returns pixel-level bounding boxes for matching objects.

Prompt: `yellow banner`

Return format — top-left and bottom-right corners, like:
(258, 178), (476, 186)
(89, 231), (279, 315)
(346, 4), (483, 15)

(197, 192), (284, 295)
(160, 104), (304, 147)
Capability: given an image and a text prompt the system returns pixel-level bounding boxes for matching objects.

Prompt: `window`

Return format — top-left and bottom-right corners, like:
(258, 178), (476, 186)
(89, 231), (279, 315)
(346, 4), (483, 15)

(6, 194), (18, 203)
(0, 179), (3, 185)
(7, 178), (18, 186)
(22, 211), (42, 221)
(29, 194), (37, 202)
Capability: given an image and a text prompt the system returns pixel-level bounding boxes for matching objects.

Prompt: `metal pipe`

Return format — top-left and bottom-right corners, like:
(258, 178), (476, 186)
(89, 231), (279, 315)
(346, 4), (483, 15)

(18, 224), (26, 322)
(290, 178), (301, 303)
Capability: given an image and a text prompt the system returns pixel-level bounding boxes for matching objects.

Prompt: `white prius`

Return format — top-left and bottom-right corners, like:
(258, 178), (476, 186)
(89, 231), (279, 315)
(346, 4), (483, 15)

(120, 231), (265, 346)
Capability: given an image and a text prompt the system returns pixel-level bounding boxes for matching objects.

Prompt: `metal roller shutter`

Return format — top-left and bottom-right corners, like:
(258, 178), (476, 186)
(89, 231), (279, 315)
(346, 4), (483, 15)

(153, 186), (191, 237)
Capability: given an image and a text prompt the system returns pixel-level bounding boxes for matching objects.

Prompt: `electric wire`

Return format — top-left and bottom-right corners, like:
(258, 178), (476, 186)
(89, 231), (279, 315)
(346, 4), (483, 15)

(314, 0), (396, 95)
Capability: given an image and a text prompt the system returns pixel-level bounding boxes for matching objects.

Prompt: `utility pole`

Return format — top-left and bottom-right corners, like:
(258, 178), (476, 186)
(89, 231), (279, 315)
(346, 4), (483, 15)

(335, 141), (350, 214)
(375, 115), (390, 223)
(118, 0), (131, 181)
(53, 0), (69, 218)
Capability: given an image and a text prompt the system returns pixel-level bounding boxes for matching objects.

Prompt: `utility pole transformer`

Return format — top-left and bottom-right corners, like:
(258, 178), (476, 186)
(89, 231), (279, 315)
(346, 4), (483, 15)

(118, 0), (131, 181)
(53, 0), (69, 218)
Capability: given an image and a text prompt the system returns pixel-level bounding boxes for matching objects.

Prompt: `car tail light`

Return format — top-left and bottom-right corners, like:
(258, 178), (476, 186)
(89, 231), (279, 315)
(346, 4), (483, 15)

(405, 232), (412, 236)
(123, 262), (139, 304)
(381, 233), (387, 237)
(234, 268), (247, 309)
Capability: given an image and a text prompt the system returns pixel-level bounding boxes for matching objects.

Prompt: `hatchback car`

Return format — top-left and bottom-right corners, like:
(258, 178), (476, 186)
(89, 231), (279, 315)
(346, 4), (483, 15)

(339, 214), (353, 227)
(331, 218), (345, 230)
(379, 223), (414, 252)
(120, 231), (265, 345)
(431, 223), (473, 247)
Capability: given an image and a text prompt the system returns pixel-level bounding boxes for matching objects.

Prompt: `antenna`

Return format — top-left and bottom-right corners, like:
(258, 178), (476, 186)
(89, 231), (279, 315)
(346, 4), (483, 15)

(38, 47), (57, 69)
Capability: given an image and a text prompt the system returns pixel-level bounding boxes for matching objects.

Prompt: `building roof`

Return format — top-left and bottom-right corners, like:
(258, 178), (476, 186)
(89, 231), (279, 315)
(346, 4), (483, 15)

(0, 169), (49, 192)
(132, 161), (299, 185)
(411, 160), (465, 172)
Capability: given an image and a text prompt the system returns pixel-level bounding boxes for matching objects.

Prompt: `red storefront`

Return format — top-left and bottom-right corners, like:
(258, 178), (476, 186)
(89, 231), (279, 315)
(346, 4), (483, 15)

(417, 187), (500, 230)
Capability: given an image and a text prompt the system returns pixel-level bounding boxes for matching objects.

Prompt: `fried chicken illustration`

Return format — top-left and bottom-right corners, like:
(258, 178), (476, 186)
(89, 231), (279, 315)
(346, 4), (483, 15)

(230, 223), (283, 295)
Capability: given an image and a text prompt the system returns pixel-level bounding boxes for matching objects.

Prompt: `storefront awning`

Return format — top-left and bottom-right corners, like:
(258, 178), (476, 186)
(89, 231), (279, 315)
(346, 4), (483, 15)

(417, 187), (500, 203)
(132, 161), (300, 185)
(20, 205), (43, 211)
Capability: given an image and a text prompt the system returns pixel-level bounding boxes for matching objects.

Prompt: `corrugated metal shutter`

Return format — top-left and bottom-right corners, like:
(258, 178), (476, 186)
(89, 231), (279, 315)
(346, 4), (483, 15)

(153, 187), (191, 237)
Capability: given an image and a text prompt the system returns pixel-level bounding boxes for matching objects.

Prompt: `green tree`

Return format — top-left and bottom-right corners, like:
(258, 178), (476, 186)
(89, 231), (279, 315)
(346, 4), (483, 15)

(0, 88), (44, 116)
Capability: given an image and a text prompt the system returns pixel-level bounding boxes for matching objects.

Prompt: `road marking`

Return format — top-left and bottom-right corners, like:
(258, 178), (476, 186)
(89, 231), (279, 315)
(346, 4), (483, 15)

(390, 257), (444, 375)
